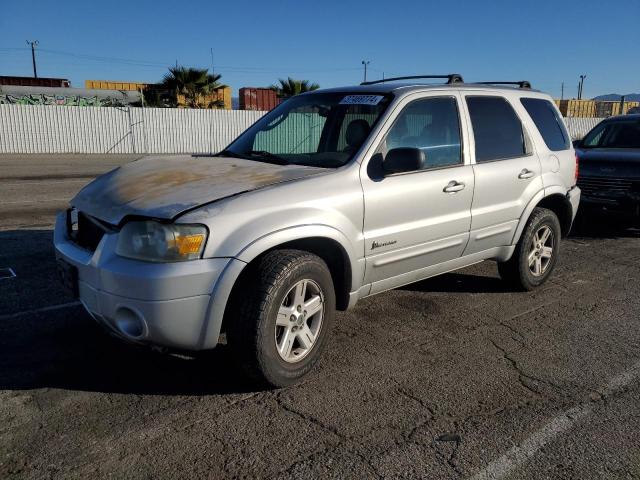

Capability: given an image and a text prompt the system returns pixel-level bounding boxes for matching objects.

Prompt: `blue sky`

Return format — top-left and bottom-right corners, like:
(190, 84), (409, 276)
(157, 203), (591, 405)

(1, 0), (638, 99)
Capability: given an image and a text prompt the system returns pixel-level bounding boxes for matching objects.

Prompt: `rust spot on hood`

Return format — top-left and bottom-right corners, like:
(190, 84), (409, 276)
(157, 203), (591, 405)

(72, 155), (327, 225)
(113, 162), (290, 202)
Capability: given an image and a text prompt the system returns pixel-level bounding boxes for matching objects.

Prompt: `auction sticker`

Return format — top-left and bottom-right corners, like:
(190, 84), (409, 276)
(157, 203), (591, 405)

(339, 95), (384, 105)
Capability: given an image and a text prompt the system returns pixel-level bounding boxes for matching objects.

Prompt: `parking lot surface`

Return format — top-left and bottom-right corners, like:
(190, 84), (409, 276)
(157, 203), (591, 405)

(1, 155), (639, 479)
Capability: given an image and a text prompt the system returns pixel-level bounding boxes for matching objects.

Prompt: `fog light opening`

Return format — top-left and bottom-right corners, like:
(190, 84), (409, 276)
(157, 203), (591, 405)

(114, 307), (146, 339)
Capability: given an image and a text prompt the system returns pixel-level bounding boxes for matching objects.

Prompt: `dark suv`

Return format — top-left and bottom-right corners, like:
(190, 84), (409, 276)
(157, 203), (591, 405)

(575, 114), (640, 221)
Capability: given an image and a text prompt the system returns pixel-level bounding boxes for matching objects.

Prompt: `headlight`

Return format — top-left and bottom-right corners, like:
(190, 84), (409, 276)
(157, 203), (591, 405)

(116, 221), (208, 262)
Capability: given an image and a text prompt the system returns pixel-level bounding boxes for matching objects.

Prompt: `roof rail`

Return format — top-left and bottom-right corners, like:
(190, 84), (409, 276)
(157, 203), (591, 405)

(474, 81), (532, 89)
(361, 74), (464, 86)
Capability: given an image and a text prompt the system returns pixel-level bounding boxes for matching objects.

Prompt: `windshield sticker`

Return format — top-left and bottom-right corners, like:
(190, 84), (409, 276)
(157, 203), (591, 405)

(339, 95), (384, 106)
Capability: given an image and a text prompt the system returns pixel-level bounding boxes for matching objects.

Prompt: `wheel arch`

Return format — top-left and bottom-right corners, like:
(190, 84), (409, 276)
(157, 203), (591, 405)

(235, 225), (359, 311)
(513, 189), (574, 245)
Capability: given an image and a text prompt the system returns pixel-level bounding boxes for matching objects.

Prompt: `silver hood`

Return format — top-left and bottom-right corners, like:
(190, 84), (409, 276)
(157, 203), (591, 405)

(71, 155), (327, 225)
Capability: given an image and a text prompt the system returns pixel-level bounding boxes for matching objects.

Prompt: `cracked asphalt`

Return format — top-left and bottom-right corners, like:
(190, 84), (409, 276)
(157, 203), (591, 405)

(1, 155), (640, 479)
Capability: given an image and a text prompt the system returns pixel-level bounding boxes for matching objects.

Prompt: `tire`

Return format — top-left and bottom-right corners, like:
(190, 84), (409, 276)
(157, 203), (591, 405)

(498, 207), (561, 291)
(226, 249), (336, 388)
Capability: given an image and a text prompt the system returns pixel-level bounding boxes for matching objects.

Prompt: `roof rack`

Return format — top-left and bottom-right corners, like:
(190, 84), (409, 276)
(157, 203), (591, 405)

(361, 74), (464, 86)
(474, 81), (532, 89)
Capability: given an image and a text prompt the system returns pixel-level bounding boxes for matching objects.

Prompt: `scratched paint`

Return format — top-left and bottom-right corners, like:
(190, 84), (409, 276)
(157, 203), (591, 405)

(71, 155), (327, 225)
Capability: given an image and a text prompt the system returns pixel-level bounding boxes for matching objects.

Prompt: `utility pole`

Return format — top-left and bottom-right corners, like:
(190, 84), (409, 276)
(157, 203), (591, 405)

(210, 47), (214, 77)
(361, 60), (370, 83)
(561, 82), (564, 101)
(578, 74), (586, 100)
(26, 40), (39, 78)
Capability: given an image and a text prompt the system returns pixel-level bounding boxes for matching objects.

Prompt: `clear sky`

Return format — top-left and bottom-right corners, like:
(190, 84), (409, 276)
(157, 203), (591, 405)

(1, 0), (638, 100)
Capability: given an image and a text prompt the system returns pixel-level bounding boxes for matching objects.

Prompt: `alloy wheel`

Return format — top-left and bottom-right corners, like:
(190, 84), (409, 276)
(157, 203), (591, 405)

(275, 279), (324, 363)
(528, 225), (554, 277)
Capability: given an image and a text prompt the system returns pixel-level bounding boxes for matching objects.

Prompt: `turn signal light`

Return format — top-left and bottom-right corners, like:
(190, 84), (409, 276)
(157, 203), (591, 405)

(176, 234), (205, 255)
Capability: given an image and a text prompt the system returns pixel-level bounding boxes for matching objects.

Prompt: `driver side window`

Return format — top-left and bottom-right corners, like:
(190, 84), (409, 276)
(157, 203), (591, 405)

(384, 96), (462, 170)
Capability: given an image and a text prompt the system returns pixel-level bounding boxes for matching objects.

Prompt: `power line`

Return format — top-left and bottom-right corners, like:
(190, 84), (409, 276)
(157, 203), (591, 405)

(1, 47), (361, 74)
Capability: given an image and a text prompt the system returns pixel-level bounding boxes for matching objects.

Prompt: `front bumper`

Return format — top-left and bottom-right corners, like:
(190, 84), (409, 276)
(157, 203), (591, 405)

(580, 192), (640, 217)
(53, 212), (244, 350)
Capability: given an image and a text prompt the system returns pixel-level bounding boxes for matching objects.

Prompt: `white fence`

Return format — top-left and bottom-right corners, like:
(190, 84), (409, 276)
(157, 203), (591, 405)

(563, 117), (603, 141)
(0, 105), (265, 154)
(0, 104), (604, 154)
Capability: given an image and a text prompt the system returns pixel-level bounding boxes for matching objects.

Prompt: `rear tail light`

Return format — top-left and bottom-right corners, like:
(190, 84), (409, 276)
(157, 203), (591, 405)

(574, 153), (579, 185)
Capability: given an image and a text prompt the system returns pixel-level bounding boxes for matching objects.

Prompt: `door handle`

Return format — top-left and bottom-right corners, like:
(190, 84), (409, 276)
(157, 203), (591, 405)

(518, 169), (535, 179)
(443, 181), (465, 193)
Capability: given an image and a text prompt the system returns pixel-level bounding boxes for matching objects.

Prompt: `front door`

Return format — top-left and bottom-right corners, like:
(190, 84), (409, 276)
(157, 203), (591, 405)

(360, 93), (474, 293)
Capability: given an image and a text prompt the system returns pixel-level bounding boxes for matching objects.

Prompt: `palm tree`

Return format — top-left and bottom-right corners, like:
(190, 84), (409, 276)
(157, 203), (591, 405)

(270, 77), (320, 98)
(161, 66), (226, 108)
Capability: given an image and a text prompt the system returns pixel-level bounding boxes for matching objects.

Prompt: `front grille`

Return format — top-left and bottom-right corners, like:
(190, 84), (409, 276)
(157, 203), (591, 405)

(67, 209), (107, 251)
(577, 176), (633, 196)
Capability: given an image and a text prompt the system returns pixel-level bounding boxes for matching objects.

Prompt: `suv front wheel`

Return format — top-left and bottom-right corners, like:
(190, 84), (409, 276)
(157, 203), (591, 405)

(498, 207), (561, 291)
(227, 249), (335, 388)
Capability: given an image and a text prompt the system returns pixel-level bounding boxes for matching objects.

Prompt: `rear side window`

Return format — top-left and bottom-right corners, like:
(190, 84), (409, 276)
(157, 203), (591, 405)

(466, 96), (526, 162)
(521, 98), (570, 151)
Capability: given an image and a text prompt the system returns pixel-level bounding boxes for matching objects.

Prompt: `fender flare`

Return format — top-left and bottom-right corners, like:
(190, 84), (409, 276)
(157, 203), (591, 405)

(511, 185), (572, 245)
(511, 189), (546, 245)
(198, 224), (360, 350)
(236, 223), (359, 267)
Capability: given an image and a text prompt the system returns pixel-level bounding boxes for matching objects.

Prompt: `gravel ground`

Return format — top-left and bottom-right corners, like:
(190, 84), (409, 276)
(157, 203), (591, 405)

(1, 154), (639, 479)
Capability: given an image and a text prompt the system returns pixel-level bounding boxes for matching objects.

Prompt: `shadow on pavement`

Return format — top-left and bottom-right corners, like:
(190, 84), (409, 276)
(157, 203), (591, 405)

(0, 229), (260, 396)
(400, 271), (509, 294)
(570, 209), (640, 239)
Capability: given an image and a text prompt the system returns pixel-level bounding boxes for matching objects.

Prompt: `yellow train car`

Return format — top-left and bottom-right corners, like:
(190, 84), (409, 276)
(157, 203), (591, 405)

(85, 80), (148, 92)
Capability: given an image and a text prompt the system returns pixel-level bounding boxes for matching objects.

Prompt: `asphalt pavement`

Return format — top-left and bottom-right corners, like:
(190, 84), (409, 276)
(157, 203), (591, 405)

(1, 154), (639, 479)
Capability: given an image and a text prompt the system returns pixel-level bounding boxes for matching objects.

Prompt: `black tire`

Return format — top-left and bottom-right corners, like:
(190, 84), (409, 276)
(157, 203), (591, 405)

(226, 249), (335, 388)
(498, 207), (561, 291)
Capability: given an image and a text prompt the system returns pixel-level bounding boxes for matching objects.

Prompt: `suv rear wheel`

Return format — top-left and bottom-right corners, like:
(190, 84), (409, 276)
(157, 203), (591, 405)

(227, 249), (335, 388)
(498, 207), (561, 291)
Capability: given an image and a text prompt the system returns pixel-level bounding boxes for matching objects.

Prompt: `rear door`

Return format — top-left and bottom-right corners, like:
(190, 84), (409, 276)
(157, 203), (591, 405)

(360, 92), (474, 292)
(461, 94), (543, 255)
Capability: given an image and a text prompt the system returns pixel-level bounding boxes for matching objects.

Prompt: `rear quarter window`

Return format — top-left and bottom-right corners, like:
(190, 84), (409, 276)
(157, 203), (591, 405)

(520, 98), (570, 151)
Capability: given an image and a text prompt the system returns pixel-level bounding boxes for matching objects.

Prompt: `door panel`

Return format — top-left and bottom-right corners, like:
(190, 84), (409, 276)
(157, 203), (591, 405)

(362, 166), (474, 284)
(461, 94), (543, 255)
(465, 156), (543, 255)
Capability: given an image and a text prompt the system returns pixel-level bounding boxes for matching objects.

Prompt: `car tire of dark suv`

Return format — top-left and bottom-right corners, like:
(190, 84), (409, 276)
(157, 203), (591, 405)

(227, 249), (335, 388)
(498, 207), (561, 291)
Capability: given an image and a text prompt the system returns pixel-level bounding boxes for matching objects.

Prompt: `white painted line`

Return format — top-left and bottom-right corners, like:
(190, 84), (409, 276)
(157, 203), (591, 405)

(469, 359), (640, 480)
(1, 198), (70, 205)
(1, 179), (89, 186)
(0, 301), (82, 321)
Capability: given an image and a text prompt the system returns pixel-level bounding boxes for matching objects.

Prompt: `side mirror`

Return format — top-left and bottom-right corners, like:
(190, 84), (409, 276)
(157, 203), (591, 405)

(572, 139), (582, 148)
(383, 148), (425, 175)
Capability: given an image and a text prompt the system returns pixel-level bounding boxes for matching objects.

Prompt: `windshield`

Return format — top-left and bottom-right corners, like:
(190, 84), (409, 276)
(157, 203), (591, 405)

(220, 92), (392, 168)
(582, 119), (640, 149)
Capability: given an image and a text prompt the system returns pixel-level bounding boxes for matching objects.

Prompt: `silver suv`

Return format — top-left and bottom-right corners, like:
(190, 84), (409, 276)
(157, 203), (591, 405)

(54, 74), (581, 387)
